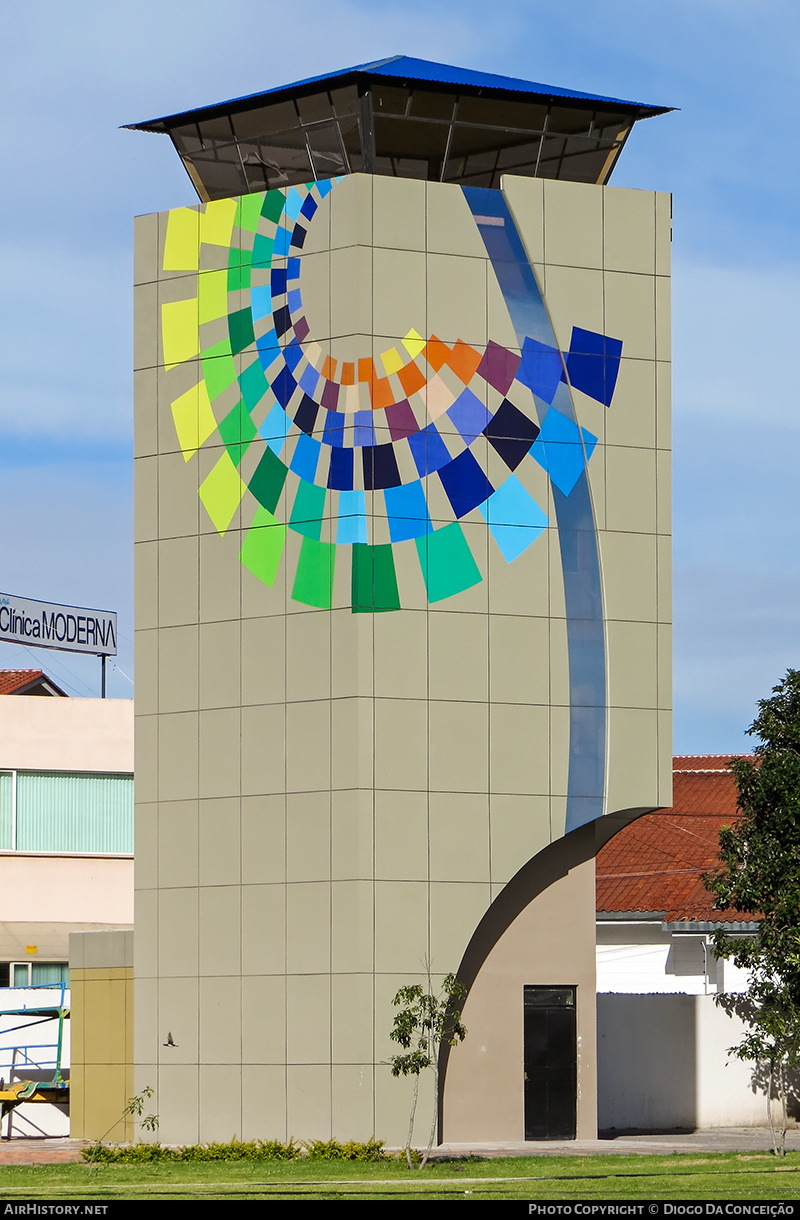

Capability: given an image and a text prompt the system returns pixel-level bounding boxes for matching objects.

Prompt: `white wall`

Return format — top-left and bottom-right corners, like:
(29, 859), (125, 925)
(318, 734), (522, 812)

(598, 993), (778, 1129)
(0, 697), (133, 773)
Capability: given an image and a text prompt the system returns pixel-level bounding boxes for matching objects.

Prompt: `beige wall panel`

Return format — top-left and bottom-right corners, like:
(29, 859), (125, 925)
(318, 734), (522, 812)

(606, 707), (660, 814)
(241, 1064), (288, 1140)
(286, 791), (331, 881)
(158, 625), (199, 713)
(374, 789), (428, 882)
(500, 175), (545, 262)
(286, 882), (331, 974)
(428, 791), (490, 883)
(374, 882), (430, 974)
(599, 531), (657, 623)
(331, 882), (375, 973)
(543, 179), (604, 270)
(606, 620), (659, 710)
(429, 701), (489, 793)
(331, 1066), (376, 1141)
(198, 1065), (243, 1141)
(199, 884), (241, 976)
(159, 799), (199, 889)
(373, 174), (425, 251)
(604, 187), (656, 275)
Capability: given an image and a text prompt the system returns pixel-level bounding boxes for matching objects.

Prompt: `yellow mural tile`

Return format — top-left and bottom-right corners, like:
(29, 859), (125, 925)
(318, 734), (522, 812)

(380, 347), (404, 376)
(161, 298), (199, 369)
(403, 328), (426, 358)
(200, 198), (238, 247)
(199, 452), (247, 535)
(198, 269), (228, 325)
(163, 208), (200, 272)
(171, 381), (217, 461)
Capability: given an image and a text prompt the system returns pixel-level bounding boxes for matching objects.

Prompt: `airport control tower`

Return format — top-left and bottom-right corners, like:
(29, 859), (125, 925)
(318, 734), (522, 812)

(128, 56), (672, 1145)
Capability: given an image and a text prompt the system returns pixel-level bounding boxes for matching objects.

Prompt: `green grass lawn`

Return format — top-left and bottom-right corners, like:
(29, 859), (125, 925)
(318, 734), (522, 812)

(0, 1153), (799, 1200)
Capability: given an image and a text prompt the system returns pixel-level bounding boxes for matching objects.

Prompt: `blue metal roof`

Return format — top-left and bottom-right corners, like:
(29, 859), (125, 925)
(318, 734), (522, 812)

(128, 55), (671, 131)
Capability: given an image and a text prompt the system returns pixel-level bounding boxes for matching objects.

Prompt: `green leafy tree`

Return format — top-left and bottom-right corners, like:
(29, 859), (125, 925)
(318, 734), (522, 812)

(389, 971), (467, 1169)
(703, 667), (800, 1154)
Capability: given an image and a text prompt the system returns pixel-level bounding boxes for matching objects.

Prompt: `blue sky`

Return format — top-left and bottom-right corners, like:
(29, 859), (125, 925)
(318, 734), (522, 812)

(0, 0), (797, 750)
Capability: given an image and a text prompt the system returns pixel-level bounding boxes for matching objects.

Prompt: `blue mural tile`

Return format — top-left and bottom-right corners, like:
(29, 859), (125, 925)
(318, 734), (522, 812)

(257, 329), (280, 371)
(271, 366), (298, 408)
(448, 387), (490, 444)
(259, 402), (291, 455)
(327, 444), (353, 489)
(290, 432), (321, 482)
(479, 475), (548, 562)
(563, 326), (623, 406)
(323, 411), (346, 449)
(483, 398), (540, 470)
(439, 449), (494, 518)
(294, 394), (319, 436)
(531, 407), (598, 496)
(271, 267), (288, 297)
(283, 340), (303, 372)
(250, 284), (272, 322)
(384, 481), (432, 542)
(273, 304), (292, 337)
(518, 336), (563, 405)
(299, 363), (320, 397)
(408, 424), (451, 477)
(300, 193), (318, 220)
(363, 444), (401, 490)
(354, 410), (376, 448)
(287, 257), (302, 281)
(337, 490), (368, 544)
(290, 225), (308, 249)
(287, 289), (303, 313)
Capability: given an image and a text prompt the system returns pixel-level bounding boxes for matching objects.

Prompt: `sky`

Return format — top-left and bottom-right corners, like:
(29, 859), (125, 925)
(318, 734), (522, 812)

(0, 0), (797, 751)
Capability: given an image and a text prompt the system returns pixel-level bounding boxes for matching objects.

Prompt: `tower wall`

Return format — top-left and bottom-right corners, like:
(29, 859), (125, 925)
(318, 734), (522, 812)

(133, 173), (671, 1144)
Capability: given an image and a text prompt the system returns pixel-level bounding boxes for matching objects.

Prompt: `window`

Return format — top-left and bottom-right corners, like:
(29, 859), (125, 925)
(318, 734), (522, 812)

(0, 771), (133, 854)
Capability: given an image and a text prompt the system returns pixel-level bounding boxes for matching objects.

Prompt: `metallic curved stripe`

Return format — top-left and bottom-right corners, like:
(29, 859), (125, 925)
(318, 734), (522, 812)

(462, 184), (606, 832)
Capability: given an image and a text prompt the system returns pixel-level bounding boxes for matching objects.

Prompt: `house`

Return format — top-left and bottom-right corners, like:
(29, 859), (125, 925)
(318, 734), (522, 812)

(595, 756), (771, 1131)
(0, 678), (133, 1136)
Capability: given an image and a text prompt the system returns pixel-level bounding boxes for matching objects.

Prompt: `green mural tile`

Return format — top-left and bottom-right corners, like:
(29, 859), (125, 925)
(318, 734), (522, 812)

(197, 269), (228, 325)
(219, 399), (257, 466)
(201, 340), (236, 401)
(199, 452), (246, 536)
(229, 307), (255, 356)
(262, 190), (286, 224)
(289, 480), (326, 540)
(249, 447), (288, 514)
(239, 359), (270, 411)
(251, 233), (275, 268)
(292, 537), (336, 609)
(351, 544), (401, 613)
(240, 506), (286, 586)
(415, 523), (482, 603)
(235, 193), (266, 233)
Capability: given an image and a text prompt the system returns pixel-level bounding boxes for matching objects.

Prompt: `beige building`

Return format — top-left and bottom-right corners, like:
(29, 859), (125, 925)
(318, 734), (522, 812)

(131, 57), (672, 1145)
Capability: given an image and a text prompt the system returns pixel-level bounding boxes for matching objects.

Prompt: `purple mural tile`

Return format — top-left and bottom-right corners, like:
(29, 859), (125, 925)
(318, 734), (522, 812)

(477, 339), (521, 396)
(321, 379), (340, 411)
(386, 399), (420, 440)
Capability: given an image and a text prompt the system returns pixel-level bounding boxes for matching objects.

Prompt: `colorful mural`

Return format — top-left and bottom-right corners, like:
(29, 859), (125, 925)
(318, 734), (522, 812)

(160, 180), (622, 614)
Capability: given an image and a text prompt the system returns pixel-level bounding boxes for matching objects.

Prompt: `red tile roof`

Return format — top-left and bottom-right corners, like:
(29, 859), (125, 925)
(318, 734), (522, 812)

(0, 670), (68, 696)
(596, 756), (754, 924)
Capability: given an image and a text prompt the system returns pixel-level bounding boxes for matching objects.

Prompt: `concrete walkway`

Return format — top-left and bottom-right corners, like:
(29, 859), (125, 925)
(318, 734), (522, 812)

(433, 1129), (800, 1157)
(0, 1129), (797, 1164)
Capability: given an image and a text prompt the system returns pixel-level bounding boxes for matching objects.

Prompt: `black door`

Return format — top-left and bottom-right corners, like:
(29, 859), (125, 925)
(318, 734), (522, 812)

(523, 986), (577, 1140)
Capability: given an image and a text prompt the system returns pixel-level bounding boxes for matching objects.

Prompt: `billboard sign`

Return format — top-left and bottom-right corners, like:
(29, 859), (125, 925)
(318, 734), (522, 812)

(0, 592), (117, 657)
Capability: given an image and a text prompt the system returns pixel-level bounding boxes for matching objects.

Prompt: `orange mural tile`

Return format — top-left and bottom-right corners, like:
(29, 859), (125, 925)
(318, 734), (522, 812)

(358, 357), (376, 384)
(447, 339), (483, 384)
(341, 362), (355, 385)
(370, 377), (395, 411)
(397, 360), (426, 398)
(322, 355), (338, 380)
(424, 336), (450, 373)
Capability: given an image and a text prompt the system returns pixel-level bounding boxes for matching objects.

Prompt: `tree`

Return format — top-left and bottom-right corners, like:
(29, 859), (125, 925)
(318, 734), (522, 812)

(703, 667), (800, 1154)
(389, 970), (467, 1170)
